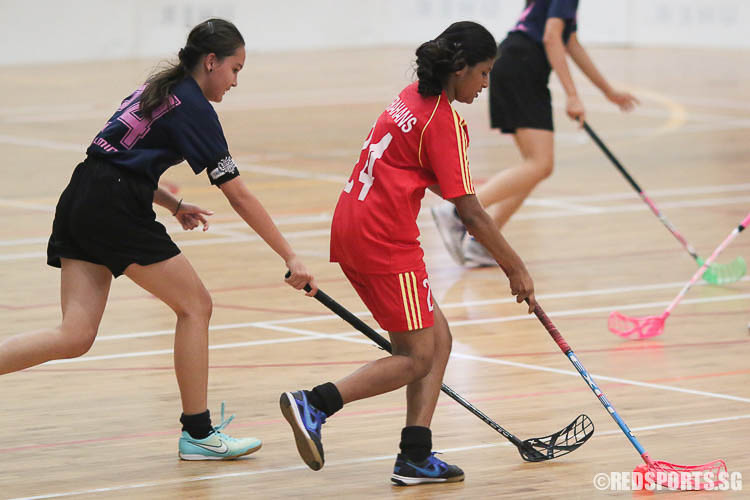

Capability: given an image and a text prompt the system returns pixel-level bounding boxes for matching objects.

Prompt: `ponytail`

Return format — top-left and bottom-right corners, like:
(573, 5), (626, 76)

(140, 63), (189, 119)
(140, 18), (244, 118)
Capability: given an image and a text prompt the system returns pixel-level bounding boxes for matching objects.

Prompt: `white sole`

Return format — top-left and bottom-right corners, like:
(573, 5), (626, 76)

(391, 473), (463, 486)
(179, 441), (262, 461)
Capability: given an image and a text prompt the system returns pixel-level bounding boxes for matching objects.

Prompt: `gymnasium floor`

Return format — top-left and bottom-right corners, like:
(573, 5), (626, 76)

(0, 45), (748, 498)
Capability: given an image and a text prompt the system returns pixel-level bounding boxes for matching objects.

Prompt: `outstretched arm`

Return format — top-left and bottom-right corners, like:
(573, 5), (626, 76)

(566, 32), (639, 112)
(451, 194), (536, 312)
(219, 177), (317, 295)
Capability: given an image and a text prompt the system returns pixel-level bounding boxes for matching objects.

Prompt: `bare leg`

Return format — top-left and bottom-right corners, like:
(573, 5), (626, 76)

(477, 128), (555, 229)
(0, 258), (111, 375)
(405, 302), (451, 427)
(125, 254), (212, 415)
(334, 324), (435, 405)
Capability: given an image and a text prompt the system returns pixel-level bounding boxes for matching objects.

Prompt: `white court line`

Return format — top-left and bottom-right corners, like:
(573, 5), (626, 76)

(44, 329), (364, 364)
(10, 413), (750, 500)
(37, 292), (750, 402)
(523, 198), (602, 213)
(0, 199), (55, 212)
(251, 278), (750, 328)
(447, 293), (750, 329)
(667, 93), (750, 113)
(1, 191), (748, 260)
(0, 215), (332, 249)
(0, 85), (398, 124)
(0, 251), (47, 261)
(542, 183), (750, 203)
(237, 162), (347, 183)
(83, 276), (749, 342)
(513, 194), (750, 220)
(0, 134), (83, 152)
(0, 228), (333, 261)
(0, 237), (48, 247)
(450, 352), (750, 403)
(251, 318), (750, 404)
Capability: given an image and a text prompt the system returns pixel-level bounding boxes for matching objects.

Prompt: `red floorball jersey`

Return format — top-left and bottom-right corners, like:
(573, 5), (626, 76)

(330, 81), (475, 273)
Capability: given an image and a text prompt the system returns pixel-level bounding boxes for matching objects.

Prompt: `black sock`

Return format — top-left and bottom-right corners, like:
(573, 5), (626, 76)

(399, 426), (432, 463)
(304, 382), (343, 417)
(180, 409), (213, 439)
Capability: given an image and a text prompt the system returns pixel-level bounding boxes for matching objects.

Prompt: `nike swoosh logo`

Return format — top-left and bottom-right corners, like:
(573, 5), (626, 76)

(300, 393), (319, 431)
(406, 461), (442, 477)
(191, 441), (229, 454)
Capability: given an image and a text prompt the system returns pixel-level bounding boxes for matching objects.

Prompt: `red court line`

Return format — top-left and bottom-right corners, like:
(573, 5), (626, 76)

(483, 338), (750, 358)
(442, 306), (748, 324)
(2, 367), (746, 455)
(535, 309), (749, 322)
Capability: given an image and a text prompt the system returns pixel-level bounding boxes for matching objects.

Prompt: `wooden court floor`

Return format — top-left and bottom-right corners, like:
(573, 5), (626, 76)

(0, 45), (748, 499)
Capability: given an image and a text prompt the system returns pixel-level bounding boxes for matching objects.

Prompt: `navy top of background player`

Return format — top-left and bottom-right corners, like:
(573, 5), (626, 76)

(513, 0), (578, 46)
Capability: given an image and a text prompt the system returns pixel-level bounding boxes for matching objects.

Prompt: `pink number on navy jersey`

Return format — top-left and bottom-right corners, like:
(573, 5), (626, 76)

(117, 94), (182, 149)
(117, 86), (146, 112)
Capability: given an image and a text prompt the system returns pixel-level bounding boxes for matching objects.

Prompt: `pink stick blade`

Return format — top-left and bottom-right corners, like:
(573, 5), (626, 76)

(608, 311), (667, 339)
(646, 459), (728, 490)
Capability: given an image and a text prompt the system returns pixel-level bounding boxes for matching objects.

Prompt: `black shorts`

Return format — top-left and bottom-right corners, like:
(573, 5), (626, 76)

(489, 31), (553, 134)
(47, 156), (180, 277)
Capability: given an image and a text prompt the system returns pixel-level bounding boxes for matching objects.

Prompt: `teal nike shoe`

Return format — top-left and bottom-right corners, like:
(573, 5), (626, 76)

(178, 402), (262, 460)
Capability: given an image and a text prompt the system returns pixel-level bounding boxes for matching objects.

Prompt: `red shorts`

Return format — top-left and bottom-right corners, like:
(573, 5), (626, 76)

(340, 264), (434, 332)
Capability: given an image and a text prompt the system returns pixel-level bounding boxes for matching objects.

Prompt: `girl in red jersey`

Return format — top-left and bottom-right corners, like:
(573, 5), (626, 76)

(0, 19), (316, 461)
(433, 0), (639, 266)
(281, 21), (536, 486)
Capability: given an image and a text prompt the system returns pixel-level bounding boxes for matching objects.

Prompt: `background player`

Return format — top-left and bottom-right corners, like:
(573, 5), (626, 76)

(280, 21), (535, 486)
(0, 18), (316, 460)
(433, 0), (638, 265)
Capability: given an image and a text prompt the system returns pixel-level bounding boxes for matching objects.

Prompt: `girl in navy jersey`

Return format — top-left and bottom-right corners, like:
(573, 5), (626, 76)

(0, 18), (316, 460)
(433, 0), (639, 265)
(281, 21), (535, 486)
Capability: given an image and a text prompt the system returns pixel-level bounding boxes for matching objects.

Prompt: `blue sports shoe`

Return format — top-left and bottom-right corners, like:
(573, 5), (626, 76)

(178, 402), (262, 460)
(280, 391), (327, 471)
(391, 452), (465, 486)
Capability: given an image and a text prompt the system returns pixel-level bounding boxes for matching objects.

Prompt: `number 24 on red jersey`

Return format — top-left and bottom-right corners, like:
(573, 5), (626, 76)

(343, 126), (392, 201)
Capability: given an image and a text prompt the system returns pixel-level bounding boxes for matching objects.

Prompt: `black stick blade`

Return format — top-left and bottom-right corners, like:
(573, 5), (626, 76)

(518, 414), (594, 462)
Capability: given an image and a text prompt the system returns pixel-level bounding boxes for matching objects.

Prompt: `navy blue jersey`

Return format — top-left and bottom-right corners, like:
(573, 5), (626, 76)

(512, 0), (579, 45)
(86, 77), (239, 188)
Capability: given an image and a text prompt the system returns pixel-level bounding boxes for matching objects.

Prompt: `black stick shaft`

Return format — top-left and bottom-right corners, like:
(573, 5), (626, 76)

(299, 281), (525, 447)
(583, 121), (701, 261)
(583, 121), (644, 193)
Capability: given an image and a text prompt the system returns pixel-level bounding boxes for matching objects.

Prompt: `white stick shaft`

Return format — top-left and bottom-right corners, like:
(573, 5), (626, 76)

(664, 211), (750, 315)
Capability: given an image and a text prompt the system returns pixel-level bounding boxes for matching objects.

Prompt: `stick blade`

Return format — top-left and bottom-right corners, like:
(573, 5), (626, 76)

(641, 459), (728, 490)
(608, 311), (666, 339)
(702, 256), (746, 285)
(519, 414), (594, 462)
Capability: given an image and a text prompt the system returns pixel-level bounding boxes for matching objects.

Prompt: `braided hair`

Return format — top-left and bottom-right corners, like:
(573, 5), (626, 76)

(415, 21), (497, 97)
